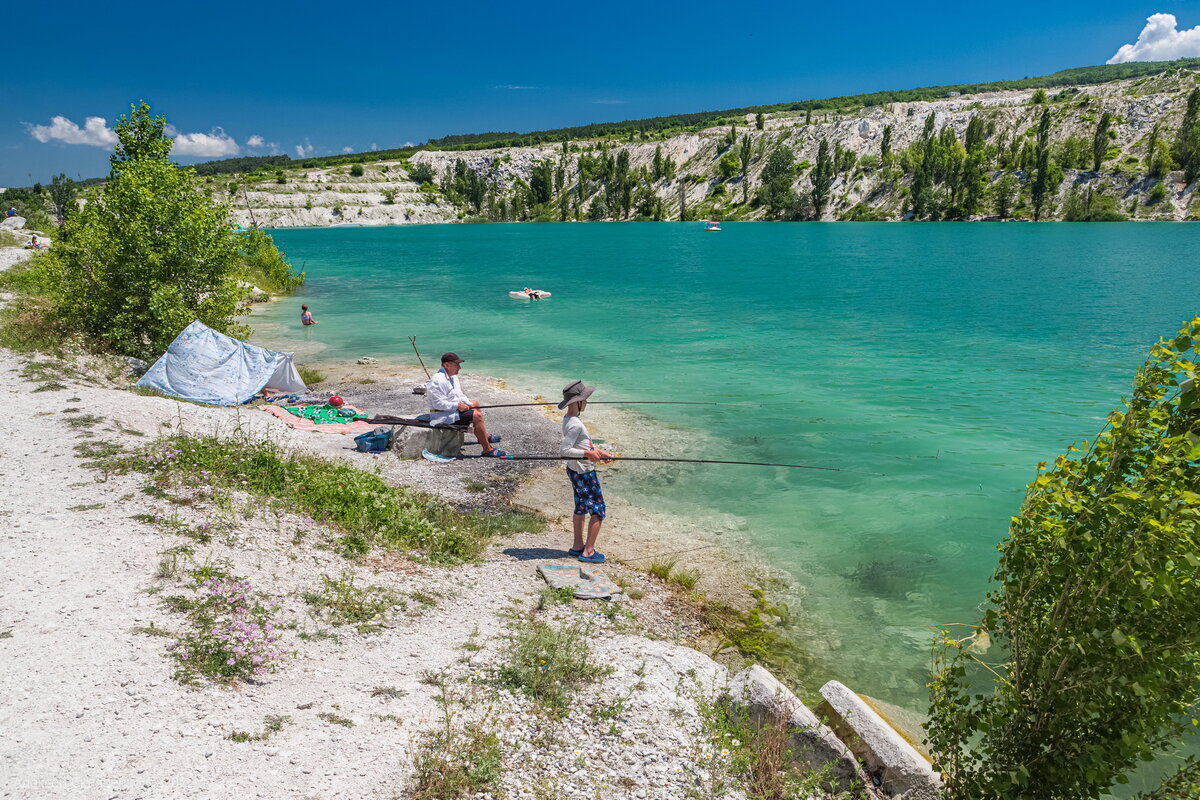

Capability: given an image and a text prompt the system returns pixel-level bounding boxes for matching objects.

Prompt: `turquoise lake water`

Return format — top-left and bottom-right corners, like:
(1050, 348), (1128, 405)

(252, 222), (1198, 710)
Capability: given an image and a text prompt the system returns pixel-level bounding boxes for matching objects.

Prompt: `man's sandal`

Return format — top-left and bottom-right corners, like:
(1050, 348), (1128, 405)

(481, 449), (508, 458)
(486, 434), (502, 443)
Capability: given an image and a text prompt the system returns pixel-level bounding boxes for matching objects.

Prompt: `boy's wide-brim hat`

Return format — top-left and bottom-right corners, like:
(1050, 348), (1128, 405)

(558, 380), (596, 409)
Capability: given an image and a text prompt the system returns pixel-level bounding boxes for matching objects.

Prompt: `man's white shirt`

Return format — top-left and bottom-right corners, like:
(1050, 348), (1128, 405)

(425, 368), (471, 426)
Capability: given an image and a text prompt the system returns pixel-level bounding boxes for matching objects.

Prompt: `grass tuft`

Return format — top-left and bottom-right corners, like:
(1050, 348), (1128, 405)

(648, 557), (678, 582)
(495, 617), (609, 712)
(302, 572), (405, 633)
(297, 365), (325, 385)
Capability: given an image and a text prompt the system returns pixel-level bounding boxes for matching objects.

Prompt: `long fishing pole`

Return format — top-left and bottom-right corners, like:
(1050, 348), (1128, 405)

(473, 401), (750, 410)
(409, 336), (431, 380)
(459, 454), (844, 471)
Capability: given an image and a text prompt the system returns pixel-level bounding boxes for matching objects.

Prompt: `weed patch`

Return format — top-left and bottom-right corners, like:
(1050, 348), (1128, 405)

(495, 617), (609, 712)
(302, 572), (405, 633)
(64, 414), (102, 429)
(317, 711), (354, 727)
(695, 690), (862, 799)
(410, 706), (505, 800)
(228, 714), (291, 742)
(296, 365), (325, 384)
(671, 567), (702, 590)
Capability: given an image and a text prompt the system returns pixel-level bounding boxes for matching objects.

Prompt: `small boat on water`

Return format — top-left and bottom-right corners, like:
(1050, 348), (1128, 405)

(509, 289), (552, 300)
(704, 221), (721, 231)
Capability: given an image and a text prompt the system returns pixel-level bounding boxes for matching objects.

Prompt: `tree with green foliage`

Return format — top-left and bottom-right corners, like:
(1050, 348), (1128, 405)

(1061, 185), (1127, 221)
(652, 145), (665, 181)
(928, 317), (1200, 800)
(755, 112), (765, 130)
(989, 172), (1019, 218)
(408, 161), (436, 185)
(736, 135), (753, 203)
(1031, 88), (1048, 105)
(758, 145), (795, 219)
(810, 139), (835, 220)
(1173, 87), (1200, 185)
(529, 160), (554, 205)
(1031, 109), (1054, 220)
(717, 150), (739, 181)
(1144, 124), (1173, 178)
(47, 174), (77, 222)
(31, 103), (278, 358)
(881, 125), (893, 164)
(349, 163), (364, 177)
(1091, 111), (1113, 172)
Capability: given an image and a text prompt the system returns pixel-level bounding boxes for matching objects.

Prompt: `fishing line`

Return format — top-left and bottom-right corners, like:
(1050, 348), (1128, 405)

(474, 400), (753, 410)
(458, 454), (851, 472)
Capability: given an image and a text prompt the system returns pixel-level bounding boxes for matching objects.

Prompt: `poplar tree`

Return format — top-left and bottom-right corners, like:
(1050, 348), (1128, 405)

(755, 112), (765, 130)
(881, 125), (893, 163)
(810, 139), (835, 220)
(1091, 111), (1113, 172)
(1031, 109), (1052, 220)
(1173, 87), (1200, 185)
(739, 134), (752, 203)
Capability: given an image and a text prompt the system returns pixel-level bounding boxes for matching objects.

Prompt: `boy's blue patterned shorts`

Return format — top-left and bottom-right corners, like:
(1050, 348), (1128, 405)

(567, 468), (606, 520)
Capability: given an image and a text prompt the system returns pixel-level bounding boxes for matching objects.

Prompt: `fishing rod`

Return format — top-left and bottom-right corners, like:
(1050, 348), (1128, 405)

(473, 400), (751, 410)
(458, 454), (845, 471)
(409, 336), (431, 379)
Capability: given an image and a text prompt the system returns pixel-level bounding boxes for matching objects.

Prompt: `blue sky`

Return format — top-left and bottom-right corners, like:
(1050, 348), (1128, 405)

(5, 0), (1200, 186)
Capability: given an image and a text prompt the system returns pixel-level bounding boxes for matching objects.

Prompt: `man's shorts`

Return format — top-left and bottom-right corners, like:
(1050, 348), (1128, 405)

(567, 468), (606, 519)
(456, 408), (474, 425)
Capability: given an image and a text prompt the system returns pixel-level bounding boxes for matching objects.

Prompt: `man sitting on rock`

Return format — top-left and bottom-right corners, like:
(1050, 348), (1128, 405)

(425, 352), (506, 457)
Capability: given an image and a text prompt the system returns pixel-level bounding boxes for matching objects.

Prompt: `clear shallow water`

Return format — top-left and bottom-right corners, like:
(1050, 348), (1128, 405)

(252, 222), (1198, 708)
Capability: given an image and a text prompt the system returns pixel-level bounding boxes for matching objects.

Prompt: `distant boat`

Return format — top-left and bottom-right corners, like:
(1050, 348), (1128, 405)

(704, 221), (722, 231)
(509, 289), (552, 300)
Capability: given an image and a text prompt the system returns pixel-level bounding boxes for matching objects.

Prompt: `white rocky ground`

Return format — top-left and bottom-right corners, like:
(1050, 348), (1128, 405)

(0, 251), (775, 799)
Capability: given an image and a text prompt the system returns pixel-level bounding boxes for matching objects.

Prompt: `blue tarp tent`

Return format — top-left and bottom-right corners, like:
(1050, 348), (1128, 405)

(136, 320), (307, 405)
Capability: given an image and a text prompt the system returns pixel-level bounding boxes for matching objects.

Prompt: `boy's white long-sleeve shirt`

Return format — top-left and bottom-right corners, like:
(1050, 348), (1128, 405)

(560, 415), (595, 474)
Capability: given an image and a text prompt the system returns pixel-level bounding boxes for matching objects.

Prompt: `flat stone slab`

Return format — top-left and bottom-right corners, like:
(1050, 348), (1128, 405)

(537, 563), (625, 600)
(819, 680), (942, 798)
(391, 421), (466, 459)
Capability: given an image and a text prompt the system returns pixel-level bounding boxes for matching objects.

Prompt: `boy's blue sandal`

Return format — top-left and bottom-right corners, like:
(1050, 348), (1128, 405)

(567, 548), (583, 557)
(481, 449), (508, 458)
(577, 551), (606, 564)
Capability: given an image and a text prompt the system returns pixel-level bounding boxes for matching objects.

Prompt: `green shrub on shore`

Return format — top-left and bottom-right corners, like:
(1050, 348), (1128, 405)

(239, 228), (304, 295)
(9, 103), (300, 360)
(495, 616), (609, 712)
(296, 365), (325, 385)
(127, 432), (536, 563)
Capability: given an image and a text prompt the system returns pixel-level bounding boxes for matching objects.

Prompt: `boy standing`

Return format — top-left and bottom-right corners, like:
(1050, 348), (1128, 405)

(559, 380), (613, 563)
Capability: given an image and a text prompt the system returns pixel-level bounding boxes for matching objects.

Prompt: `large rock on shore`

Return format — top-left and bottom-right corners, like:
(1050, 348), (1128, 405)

(728, 665), (865, 791)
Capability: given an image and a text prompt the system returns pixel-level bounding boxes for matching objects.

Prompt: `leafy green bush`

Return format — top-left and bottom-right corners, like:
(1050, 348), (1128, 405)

(928, 318), (1200, 800)
(1148, 180), (1168, 204)
(27, 103), (249, 358)
(302, 572), (404, 633)
(349, 163), (364, 177)
(495, 618), (608, 711)
(408, 161), (436, 185)
(239, 228), (304, 294)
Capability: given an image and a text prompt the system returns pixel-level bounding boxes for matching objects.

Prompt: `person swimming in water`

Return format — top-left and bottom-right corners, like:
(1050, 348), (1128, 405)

(300, 304), (319, 325)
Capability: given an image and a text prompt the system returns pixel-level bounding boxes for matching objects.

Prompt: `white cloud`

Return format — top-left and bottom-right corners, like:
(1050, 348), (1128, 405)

(370, 143), (379, 151)
(341, 146), (354, 154)
(495, 84), (537, 90)
(172, 128), (240, 157)
(295, 140), (315, 158)
(247, 134), (265, 147)
(28, 115), (118, 146)
(1108, 13), (1200, 63)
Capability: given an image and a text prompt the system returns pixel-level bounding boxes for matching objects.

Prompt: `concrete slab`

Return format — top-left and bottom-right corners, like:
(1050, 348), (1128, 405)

(819, 680), (943, 797)
(537, 563), (625, 600)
